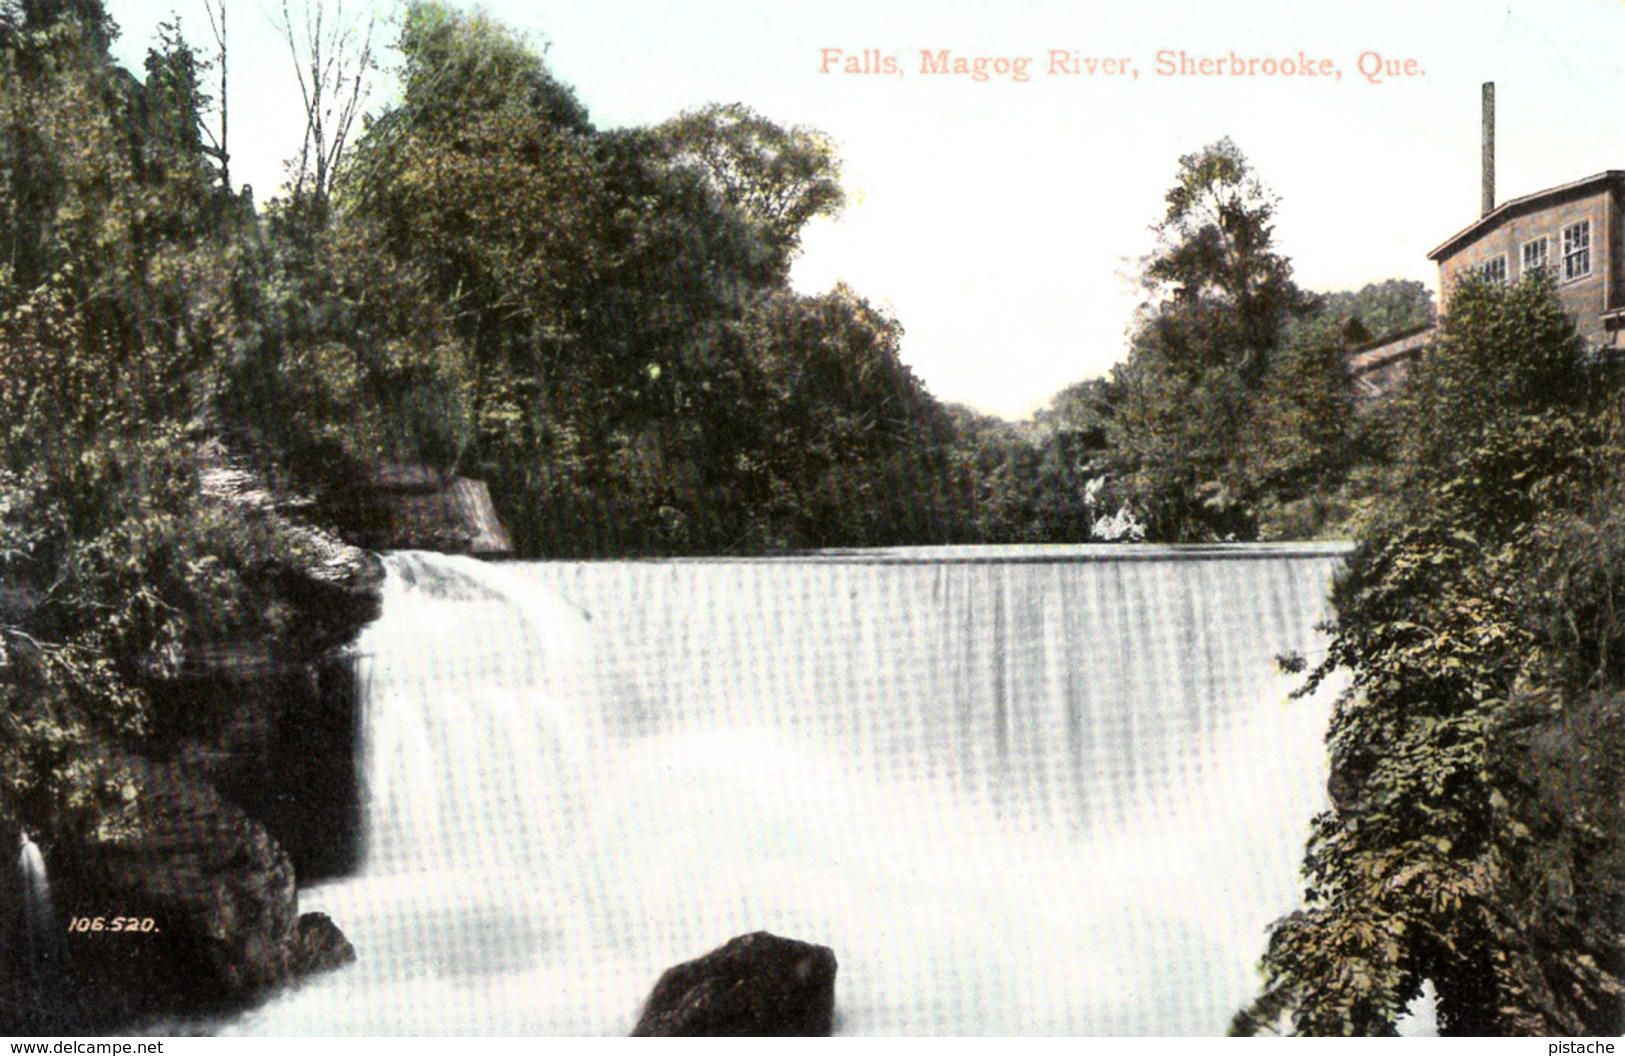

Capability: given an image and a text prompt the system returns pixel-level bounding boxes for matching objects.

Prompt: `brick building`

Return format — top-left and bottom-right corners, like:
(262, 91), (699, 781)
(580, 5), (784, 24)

(1429, 169), (1625, 351)
(1350, 169), (1625, 404)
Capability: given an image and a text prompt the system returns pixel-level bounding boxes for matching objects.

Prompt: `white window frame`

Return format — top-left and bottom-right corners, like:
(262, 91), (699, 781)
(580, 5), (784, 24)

(1563, 220), (1592, 281)
(1521, 236), (1549, 276)
(1477, 255), (1508, 284)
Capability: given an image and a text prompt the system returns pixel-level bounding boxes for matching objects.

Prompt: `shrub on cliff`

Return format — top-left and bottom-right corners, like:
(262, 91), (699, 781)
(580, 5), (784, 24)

(1235, 271), (1625, 1035)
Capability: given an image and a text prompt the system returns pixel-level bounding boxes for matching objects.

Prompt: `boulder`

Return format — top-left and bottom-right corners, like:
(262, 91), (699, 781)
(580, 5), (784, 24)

(291, 912), (355, 977)
(60, 754), (303, 1022)
(337, 462), (513, 556)
(631, 932), (837, 1037)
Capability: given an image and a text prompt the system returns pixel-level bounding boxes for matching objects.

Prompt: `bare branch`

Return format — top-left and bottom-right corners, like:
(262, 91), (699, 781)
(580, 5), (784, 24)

(277, 0), (372, 204)
(203, 0), (228, 191)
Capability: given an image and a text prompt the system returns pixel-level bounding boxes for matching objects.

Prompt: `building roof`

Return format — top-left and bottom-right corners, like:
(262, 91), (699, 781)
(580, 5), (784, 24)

(1427, 170), (1625, 262)
(1348, 324), (1434, 377)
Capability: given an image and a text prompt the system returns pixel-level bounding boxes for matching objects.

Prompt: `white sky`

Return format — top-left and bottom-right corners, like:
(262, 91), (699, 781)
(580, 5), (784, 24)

(105, 0), (1625, 420)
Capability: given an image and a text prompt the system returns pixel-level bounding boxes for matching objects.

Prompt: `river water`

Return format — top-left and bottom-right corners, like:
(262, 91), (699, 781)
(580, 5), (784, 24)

(225, 544), (1350, 1035)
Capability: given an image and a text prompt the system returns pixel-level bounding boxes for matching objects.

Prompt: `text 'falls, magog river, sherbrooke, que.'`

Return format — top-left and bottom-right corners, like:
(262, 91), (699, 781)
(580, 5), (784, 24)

(221, 543), (1351, 1035)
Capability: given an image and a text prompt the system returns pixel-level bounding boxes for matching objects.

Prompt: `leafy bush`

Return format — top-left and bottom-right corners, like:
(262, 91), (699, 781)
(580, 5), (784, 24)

(1236, 272), (1625, 1035)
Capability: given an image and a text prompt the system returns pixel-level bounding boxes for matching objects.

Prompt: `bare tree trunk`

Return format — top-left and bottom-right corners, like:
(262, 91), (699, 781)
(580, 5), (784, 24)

(278, 0), (374, 207)
(203, 0), (230, 194)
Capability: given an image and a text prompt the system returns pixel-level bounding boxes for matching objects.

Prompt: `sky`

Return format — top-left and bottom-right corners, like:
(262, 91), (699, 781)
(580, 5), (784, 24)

(102, 0), (1625, 420)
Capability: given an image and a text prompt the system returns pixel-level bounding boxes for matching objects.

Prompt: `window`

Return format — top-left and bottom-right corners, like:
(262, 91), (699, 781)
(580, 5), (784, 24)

(1563, 220), (1592, 280)
(1476, 255), (1507, 284)
(1522, 236), (1549, 275)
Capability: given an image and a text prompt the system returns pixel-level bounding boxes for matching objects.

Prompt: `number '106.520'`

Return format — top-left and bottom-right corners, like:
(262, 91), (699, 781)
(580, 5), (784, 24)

(68, 916), (158, 933)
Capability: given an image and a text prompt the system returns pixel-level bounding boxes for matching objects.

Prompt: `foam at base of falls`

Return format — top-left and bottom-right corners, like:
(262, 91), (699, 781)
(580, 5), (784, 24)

(231, 546), (1346, 1036)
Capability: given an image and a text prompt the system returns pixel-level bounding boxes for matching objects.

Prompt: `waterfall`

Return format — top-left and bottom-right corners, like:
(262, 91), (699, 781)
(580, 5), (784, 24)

(18, 831), (59, 983)
(231, 543), (1349, 1036)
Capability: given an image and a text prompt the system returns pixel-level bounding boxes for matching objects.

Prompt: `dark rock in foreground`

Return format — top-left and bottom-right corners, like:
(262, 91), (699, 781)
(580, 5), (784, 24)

(2, 442), (377, 1033)
(292, 912), (355, 977)
(52, 753), (360, 1028)
(62, 754), (298, 1021)
(631, 931), (837, 1037)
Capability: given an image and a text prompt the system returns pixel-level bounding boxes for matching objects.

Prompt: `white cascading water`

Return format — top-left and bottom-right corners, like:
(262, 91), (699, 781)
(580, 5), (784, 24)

(19, 831), (59, 982)
(230, 544), (1349, 1035)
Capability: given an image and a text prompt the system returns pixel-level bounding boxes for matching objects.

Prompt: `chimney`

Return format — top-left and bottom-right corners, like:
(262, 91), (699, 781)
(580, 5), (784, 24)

(1481, 82), (1495, 217)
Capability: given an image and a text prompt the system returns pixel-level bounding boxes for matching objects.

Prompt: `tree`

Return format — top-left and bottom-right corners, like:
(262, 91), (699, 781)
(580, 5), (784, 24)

(1106, 319), (1255, 540)
(1311, 278), (1435, 347)
(0, 4), (313, 859)
(651, 103), (844, 279)
(335, 3), (626, 553)
(200, 0), (228, 193)
(212, 201), (476, 497)
(1142, 137), (1301, 386)
(1033, 376), (1117, 454)
(1391, 274), (1593, 502)
(139, 15), (234, 242)
(1235, 318), (1357, 538)
(1236, 271), (1625, 1035)
(1105, 139), (1308, 540)
(278, 0), (375, 208)
(737, 285), (948, 548)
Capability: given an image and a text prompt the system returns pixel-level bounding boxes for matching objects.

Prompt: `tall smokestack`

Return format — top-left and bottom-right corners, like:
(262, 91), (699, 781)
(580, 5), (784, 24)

(1481, 82), (1495, 217)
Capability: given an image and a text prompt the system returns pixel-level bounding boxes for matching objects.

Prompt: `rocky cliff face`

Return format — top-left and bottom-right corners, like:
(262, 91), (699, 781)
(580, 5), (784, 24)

(59, 754), (300, 1024)
(3, 444), (519, 1034)
(143, 445), (386, 882)
(330, 463), (513, 556)
(1, 446), (384, 1033)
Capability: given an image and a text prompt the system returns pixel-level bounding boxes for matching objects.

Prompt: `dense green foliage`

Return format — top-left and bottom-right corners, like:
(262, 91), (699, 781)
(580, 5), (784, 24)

(1315, 278), (1435, 348)
(1096, 142), (1433, 542)
(0, 0), (312, 848)
(1234, 272), (1625, 1035)
(325, 1), (1094, 555)
(1100, 138), (1309, 540)
(941, 394), (1102, 544)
